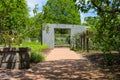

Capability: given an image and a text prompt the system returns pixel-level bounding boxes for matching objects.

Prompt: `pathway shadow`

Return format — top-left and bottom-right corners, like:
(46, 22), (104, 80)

(0, 59), (109, 80)
(21, 59), (106, 80)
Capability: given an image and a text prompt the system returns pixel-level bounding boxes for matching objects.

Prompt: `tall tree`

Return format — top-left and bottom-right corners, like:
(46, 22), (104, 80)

(84, 17), (99, 26)
(27, 12), (44, 41)
(0, 0), (29, 46)
(76, 0), (120, 53)
(43, 0), (81, 24)
(0, 0), (28, 32)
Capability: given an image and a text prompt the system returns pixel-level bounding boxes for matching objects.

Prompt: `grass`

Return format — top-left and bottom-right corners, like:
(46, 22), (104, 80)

(20, 41), (48, 51)
(55, 34), (70, 37)
(55, 39), (70, 46)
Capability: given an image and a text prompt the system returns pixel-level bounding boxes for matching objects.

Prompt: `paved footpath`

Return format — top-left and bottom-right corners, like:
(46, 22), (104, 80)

(0, 48), (107, 80)
(46, 47), (85, 61)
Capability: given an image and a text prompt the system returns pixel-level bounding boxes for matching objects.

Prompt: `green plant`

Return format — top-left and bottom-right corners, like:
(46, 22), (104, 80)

(0, 0), (28, 47)
(19, 41), (47, 63)
(20, 41), (48, 51)
(71, 33), (81, 50)
(30, 51), (45, 63)
(46, 26), (49, 33)
(43, 0), (81, 24)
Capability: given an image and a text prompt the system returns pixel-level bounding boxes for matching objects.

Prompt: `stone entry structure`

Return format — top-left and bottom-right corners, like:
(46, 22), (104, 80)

(42, 24), (87, 48)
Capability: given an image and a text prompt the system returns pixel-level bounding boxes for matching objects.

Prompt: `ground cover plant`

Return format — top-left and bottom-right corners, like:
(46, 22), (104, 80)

(20, 41), (48, 51)
(20, 41), (48, 63)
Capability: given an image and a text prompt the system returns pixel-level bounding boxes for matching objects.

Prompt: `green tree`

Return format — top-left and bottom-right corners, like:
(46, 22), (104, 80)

(30, 0), (81, 41)
(33, 4), (39, 16)
(76, 0), (120, 65)
(43, 0), (81, 24)
(84, 17), (98, 26)
(0, 0), (29, 47)
(76, 0), (120, 52)
(27, 12), (43, 42)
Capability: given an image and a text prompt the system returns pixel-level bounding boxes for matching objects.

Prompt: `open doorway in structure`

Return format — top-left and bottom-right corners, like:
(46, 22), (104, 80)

(54, 28), (71, 47)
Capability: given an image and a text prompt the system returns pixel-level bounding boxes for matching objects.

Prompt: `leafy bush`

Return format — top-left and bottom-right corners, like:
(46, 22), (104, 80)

(55, 34), (70, 37)
(39, 44), (48, 51)
(20, 41), (48, 63)
(20, 41), (48, 51)
(30, 51), (45, 63)
(71, 33), (81, 50)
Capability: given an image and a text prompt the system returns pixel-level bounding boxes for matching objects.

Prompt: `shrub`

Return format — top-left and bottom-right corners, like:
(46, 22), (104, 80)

(20, 41), (48, 51)
(20, 41), (47, 63)
(39, 44), (48, 51)
(30, 51), (45, 63)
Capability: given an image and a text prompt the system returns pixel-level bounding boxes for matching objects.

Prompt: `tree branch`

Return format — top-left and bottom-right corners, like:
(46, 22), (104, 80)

(91, 1), (120, 14)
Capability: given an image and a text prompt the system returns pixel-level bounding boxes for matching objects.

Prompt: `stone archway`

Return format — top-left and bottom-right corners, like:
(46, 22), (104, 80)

(42, 24), (87, 48)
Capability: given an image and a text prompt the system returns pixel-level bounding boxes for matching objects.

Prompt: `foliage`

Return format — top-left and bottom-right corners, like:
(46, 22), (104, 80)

(55, 34), (70, 37)
(43, 0), (81, 24)
(0, 0), (29, 47)
(27, 12), (44, 41)
(33, 4), (39, 16)
(20, 41), (47, 63)
(55, 29), (71, 36)
(29, 0), (81, 40)
(76, 0), (120, 65)
(76, 0), (120, 52)
(55, 38), (70, 46)
(71, 33), (82, 50)
(25, 4), (44, 41)
(20, 41), (48, 51)
(0, 31), (23, 47)
(55, 29), (70, 46)
(30, 51), (45, 63)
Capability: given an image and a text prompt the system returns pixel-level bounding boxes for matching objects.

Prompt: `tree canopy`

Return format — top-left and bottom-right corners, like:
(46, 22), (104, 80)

(0, 0), (29, 46)
(43, 0), (81, 24)
(0, 0), (28, 33)
(76, 0), (120, 52)
(30, 0), (81, 40)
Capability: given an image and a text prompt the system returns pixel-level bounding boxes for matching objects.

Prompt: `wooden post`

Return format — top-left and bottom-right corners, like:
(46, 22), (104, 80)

(83, 32), (86, 51)
(79, 35), (81, 48)
(86, 30), (89, 52)
(81, 34), (83, 50)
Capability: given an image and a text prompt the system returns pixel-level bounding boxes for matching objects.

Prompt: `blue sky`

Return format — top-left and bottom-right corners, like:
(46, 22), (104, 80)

(26, 0), (97, 23)
(26, 0), (47, 16)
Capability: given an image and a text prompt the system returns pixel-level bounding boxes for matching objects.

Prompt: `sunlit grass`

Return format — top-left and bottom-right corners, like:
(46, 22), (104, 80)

(20, 41), (48, 51)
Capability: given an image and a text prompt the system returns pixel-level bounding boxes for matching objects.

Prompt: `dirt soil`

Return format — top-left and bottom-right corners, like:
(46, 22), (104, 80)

(0, 48), (119, 80)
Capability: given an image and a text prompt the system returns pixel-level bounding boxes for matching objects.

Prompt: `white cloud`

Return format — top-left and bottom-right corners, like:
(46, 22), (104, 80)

(26, 0), (47, 17)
